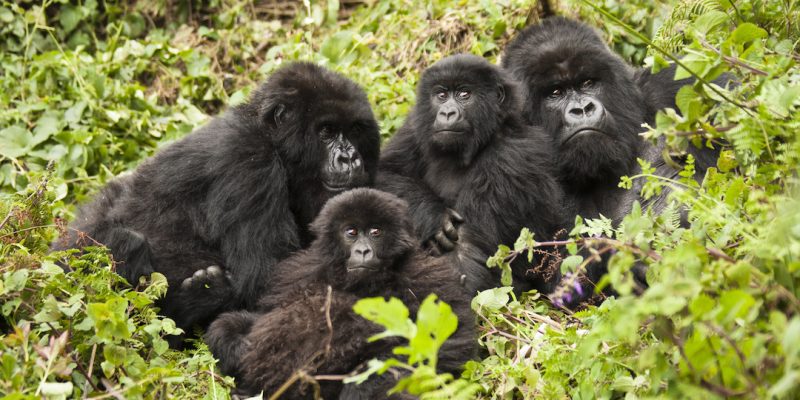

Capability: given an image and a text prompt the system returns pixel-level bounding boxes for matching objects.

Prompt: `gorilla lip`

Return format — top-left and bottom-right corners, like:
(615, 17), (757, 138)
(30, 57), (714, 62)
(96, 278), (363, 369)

(346, 264), (379, 272)
(434, 129), (466, 135)
(563, 128), (606, 144)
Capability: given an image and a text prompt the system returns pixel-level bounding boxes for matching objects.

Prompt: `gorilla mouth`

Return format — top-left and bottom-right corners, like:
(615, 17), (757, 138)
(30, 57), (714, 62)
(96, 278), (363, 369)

(323, 170), (368, 192)
(563, 128), (608, 144)
(435, 130), (466, 135)
(346, 265), (379, 272)
(323, 182), (351, 192)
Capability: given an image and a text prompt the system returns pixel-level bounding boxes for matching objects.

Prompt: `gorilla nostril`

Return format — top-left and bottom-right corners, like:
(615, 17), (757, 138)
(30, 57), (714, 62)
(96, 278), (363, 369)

(568, 107), (584, 117)
(584, 102), (596, 113)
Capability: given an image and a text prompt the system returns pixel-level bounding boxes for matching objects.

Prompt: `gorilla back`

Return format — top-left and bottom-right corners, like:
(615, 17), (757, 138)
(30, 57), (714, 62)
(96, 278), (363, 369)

(52, 62), (381, 339)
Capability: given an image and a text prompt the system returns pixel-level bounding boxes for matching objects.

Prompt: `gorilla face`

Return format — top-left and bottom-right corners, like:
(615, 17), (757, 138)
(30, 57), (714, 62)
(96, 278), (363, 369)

(310, 188), (417, 290)
(413, 54), (516, 166)
(502, 17), (646, 189)
(249, 63), (381, 193)
(317, 121), (371, 192)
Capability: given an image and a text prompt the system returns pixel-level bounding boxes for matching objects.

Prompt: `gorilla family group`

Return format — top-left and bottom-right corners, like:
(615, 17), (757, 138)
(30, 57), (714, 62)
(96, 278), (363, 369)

(53, 17), (722, 399)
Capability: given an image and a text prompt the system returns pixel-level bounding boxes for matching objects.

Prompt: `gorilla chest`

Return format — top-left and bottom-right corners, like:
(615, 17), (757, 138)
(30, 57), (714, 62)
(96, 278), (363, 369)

(423, 165), (471, 205)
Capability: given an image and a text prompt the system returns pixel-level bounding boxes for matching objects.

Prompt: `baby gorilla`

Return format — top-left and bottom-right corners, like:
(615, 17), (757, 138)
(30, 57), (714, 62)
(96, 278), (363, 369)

(205, 189), (476, 399)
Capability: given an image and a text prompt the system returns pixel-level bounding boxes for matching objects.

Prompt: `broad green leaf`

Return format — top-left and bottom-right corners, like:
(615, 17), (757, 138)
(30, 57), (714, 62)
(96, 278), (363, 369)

(406, 295), (458, 366)
(691, 10), (728, 36)
(731, 23), (767, 44)
(353, 297), (414, 340)
(471, 287), (512, 313)
(59, 4), (83, 33)
(0, 125), (33, 158)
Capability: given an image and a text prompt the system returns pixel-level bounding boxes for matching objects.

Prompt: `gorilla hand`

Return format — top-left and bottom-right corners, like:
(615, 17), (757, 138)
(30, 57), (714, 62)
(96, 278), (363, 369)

(425, 208), (464, 256)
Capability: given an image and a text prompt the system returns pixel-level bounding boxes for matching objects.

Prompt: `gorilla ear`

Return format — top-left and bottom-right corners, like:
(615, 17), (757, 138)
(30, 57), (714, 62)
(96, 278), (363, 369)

(496, 85), (506, 104)
(272, 104), (287, 127)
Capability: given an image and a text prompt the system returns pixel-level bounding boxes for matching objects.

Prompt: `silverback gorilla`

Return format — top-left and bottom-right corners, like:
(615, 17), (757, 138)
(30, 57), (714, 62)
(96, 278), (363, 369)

(378, 54), (568, 294)
(502, 17), (722, 292)
(205, 189), (476, 399)
(52, 63), (381, 341)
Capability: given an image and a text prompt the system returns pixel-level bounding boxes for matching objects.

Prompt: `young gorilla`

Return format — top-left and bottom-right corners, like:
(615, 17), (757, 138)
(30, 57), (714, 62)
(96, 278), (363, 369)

(205, 189), (476, 399)
(502, 17), (723, 291)
(52, 63), (381, 341)
(378, 54), (568, 294)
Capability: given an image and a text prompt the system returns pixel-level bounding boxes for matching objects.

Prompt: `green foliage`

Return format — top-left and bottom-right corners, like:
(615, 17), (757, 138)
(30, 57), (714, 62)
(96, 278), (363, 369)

(473, 0), (800, 397)
(0, 173), (232, 398)
(349, 294), (481, 399)
(2, 0), (799, 398)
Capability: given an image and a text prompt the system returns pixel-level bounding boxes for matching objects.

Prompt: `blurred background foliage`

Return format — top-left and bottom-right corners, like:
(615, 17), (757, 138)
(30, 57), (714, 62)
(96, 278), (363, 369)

(1, 0), (799, 398)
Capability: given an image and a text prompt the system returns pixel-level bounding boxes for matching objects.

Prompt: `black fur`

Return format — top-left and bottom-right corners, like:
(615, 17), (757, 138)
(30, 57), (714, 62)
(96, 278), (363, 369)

(52, 63), (381, 342)
(378, 54), (567, 294)
(502, 17), (723, 291)
(502, 17), (720, 222)
(205, 189), (476, 399)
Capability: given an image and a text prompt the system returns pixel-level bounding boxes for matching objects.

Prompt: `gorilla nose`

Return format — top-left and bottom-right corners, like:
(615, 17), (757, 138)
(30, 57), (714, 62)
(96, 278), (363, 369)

(334, 151), (361, 171)
(439, 110), (457, 121)
(355, 246), (373, 263)
(566, 98), (603, 126)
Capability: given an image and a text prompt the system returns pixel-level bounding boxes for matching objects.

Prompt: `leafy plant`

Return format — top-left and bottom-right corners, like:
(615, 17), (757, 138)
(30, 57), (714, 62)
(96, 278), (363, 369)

(347, 295), (481, 399)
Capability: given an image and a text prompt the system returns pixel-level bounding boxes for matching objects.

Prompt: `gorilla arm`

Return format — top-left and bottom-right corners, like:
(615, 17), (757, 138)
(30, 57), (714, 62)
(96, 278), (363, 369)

(457, 134), (567, 293)
(378, 126), (463, 254)
(206, 143), (301, 310)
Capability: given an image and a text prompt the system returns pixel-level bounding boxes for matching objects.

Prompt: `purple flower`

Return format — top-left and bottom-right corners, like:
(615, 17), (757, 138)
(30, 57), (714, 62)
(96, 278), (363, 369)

(563, 292), (573, 304)
(573, 280), (584, 297)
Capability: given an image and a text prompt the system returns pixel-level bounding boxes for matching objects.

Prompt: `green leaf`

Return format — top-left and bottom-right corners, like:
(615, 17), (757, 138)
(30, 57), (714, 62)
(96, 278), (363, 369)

(33, 112), (61, 145)
(560, 255), (584, 274)
(405, 295), (458, 366)
(321, 31), (355, 63)
(691, 10), (729, 36)
(0, 125), (34, 158)
(471, 287), (512, 313)
(730, 23), (767, 45)
(39, 381), (73, 396)
(59, 5), (83, 33)
(353, 297), (414, 340)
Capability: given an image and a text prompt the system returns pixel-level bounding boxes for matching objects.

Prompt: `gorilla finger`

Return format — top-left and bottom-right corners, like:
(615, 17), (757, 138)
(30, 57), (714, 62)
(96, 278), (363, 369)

(206, 265), (222, 278)
(443, 219), (459, 242)
(180, 277), (192, 291)
(447, 208), (465, 224)
(424, 239), (442, 256)
(434, 231), (456, 252)
(191, 269), (207, 288)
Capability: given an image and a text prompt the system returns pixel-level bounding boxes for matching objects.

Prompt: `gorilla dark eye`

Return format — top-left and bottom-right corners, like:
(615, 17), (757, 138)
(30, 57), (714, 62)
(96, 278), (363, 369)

(344, 227), (358, 237)
(368, 227), (382, 237)
(457, 91), (471, 100)
(581, 79), (595, 89)
(548, 87), (563, 98)
(435, 91), (448, 101)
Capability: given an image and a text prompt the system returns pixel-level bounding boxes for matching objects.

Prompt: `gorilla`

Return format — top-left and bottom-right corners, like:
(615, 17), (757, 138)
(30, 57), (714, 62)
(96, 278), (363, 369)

(205, 189), (476, 399)
(502, 16), (720, 223)
(52, 63), (381, 341)
(502, 17), (723, 292)
(378, 54), (568, 294)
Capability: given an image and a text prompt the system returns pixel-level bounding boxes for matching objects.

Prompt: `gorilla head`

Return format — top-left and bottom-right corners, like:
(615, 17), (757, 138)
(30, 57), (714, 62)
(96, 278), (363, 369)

(309, 188), (417, 291)
(502, 17), (646, 189)
(239, 63), (380, 192)
(413, 54), (521, 167)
